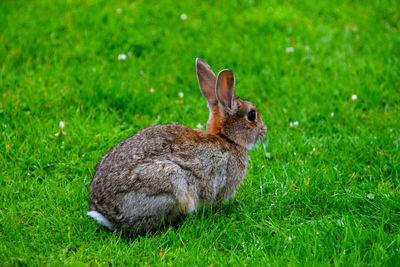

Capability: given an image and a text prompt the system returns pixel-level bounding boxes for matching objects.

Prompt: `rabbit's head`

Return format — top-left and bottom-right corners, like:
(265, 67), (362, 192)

(196, 58), (267, 150)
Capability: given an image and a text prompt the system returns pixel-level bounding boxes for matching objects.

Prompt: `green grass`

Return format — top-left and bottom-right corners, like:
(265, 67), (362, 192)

(1, 0), (400, 265)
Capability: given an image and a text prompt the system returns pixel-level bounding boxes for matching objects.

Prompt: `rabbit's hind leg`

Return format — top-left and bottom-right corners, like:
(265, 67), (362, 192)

(119, 191), (177, 231)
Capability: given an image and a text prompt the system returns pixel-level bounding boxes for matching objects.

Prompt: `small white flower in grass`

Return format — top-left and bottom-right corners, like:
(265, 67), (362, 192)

(55, 121), (66, 136)
(290, 121), (298, 128)
(351, 94), (357, 101)
(330, 112), (334, 117)
(180, 13), (187, 20)
(149, 88), (155, 93)
(118, 54), (127, 61)
(285, 47), (294, 53)
(178, 92), (184, 98)
(116, 8), (122, 14)
(288, 236), (292, 241)
(196, 123), (203, 129)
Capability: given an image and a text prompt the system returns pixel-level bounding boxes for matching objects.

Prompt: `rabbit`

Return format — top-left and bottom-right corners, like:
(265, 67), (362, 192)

(87, 58), (267, 232)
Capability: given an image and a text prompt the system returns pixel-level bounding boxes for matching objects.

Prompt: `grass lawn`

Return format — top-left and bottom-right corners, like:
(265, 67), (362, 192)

(1, 0), (400, 265)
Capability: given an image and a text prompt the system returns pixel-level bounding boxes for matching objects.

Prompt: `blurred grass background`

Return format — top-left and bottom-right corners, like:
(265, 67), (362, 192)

(0, 0), (399, 265)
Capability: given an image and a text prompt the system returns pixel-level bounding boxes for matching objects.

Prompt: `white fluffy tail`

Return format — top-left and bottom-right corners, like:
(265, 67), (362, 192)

(87, 211), (115, 231)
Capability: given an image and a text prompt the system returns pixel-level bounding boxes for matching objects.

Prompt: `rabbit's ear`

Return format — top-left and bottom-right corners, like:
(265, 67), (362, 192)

(216, 69), (235, 115)
(196, 58), (218, 108)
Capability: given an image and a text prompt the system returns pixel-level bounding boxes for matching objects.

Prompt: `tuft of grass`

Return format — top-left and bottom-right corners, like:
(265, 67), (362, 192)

(1, 0), (399, 265)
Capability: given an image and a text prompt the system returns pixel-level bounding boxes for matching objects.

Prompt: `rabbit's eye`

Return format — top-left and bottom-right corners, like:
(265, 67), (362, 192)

(247, 110), (256, 122)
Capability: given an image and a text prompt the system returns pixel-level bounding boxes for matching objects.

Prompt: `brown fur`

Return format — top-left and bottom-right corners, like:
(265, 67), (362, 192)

(88, 58), (267, 232)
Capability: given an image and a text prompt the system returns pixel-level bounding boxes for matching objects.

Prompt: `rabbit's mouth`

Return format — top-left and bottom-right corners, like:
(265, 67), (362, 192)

(255, 124), (267, 144)
(254, 129), (263, 145)
(247, 129), (264, 150)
